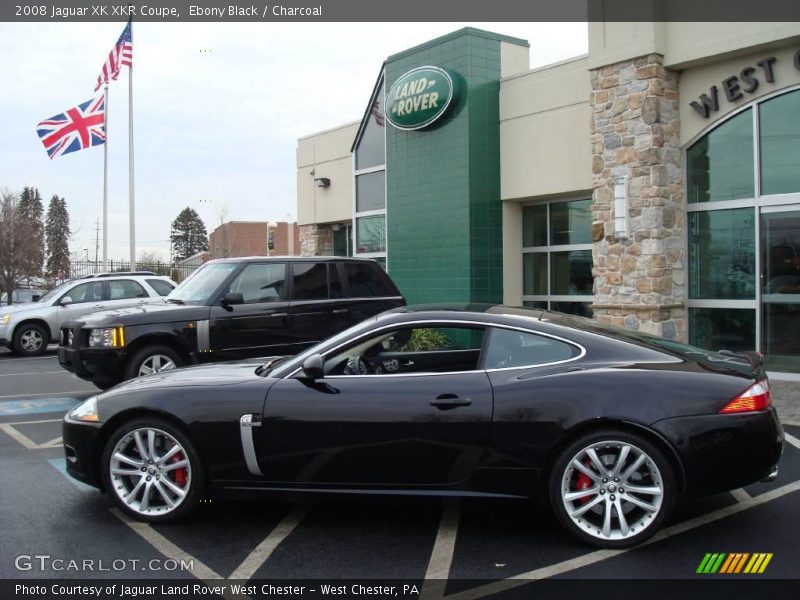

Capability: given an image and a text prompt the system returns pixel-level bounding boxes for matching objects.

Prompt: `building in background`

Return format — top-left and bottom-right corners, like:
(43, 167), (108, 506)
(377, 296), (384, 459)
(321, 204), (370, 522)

(297, 23), (800, 375)
(209, 221), (299, 259)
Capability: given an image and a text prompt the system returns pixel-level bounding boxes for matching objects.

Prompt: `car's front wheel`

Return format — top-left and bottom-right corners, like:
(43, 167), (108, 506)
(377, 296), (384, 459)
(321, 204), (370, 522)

(124, 345), (183, 380)
(102, 417), (202, 522)
(12, 322), (48, 356)
(549, 429), (675, 548)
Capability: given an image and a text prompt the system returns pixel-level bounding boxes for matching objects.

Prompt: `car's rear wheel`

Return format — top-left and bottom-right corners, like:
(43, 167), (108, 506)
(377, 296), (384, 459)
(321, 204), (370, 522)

(124, 345), (183, 380)
(102, 417), (202, 522)
(12, 323), (48, 356)
(549, 429), (675, 548)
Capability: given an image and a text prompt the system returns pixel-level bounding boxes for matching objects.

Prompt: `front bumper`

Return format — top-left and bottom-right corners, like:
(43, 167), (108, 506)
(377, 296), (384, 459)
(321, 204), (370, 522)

(652, 407), (784, 495)
(62, 416), (104, 489)
(58, 345), (126, 386)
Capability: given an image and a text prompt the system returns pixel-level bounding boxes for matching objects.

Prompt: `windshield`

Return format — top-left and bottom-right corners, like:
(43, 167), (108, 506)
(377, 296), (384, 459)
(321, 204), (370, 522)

(38, 281), (74, 304)
(166, 262), (239, 305)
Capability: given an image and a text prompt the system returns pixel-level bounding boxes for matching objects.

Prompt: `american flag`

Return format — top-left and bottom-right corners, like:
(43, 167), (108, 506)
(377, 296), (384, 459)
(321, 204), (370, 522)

(94, 20), (132, 91)
(36, 96), (106, 159)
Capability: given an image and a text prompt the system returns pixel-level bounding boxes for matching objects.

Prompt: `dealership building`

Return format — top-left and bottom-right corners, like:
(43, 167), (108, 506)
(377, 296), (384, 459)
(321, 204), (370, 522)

(296, 23), (800, 375)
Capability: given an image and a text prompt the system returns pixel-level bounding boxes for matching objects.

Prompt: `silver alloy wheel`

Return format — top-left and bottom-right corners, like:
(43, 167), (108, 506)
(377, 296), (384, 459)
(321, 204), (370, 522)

(560, 440), (664, 542)
(20, 328), (44, 352)
(138, 354), (177, 376)
(109, 427), (192, 516)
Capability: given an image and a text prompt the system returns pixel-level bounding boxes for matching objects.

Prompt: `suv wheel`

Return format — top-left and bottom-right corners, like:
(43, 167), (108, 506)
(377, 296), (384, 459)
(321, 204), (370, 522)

(12, 323), (49, 356)
(124, 345), (183, 380)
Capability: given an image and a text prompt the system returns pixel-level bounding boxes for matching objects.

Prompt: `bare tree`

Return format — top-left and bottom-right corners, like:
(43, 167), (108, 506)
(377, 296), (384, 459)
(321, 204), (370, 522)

(211, 204), (234, 259)
(0, 190), (41, 304)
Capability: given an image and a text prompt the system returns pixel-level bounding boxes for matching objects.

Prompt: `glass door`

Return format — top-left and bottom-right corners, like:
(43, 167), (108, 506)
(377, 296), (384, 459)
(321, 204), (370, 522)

(761, 207), (800, 372)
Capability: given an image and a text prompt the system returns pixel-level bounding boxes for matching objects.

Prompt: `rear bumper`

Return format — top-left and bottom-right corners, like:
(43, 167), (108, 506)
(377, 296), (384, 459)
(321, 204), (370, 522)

(652, 407), (784, 495)
(58, 345), (125, 386)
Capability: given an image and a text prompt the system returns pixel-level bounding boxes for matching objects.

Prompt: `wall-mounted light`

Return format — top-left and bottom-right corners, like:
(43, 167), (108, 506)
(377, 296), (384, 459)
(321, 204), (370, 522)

(331, 223), (342, 232)
(613, 176), (628, 237)
(314, 177), (330, 188)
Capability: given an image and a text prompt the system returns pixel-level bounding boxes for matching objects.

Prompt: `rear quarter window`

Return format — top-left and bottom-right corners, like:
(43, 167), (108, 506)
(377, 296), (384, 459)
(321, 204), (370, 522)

(344, 262), (396, 297)
(146, 279), (175, 297)
(485, 328), (580, 369)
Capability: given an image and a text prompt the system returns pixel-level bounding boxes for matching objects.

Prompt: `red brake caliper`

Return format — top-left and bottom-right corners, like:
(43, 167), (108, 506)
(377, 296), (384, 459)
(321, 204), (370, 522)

(575, 459), (593, 504)
(170, 452), (187, 487)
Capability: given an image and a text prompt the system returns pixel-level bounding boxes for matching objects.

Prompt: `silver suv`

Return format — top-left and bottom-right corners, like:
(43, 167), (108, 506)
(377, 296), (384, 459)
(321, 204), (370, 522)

(0, 272), (176, 356)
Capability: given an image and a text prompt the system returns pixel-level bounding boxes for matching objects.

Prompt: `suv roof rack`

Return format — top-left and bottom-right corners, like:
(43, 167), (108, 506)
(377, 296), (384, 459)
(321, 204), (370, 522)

(80, 271), (158, 279)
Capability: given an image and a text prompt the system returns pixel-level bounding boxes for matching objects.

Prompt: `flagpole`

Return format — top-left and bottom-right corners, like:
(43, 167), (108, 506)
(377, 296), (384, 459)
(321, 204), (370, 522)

(128, 32), (136, 268)
(103, 84), (109, 272)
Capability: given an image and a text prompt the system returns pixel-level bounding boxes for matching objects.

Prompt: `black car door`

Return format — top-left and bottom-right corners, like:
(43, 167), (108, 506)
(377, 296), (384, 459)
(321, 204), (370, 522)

(254, 323), (493, 486)
(208, 262), (294, 359)
(287, 262), (349, 347)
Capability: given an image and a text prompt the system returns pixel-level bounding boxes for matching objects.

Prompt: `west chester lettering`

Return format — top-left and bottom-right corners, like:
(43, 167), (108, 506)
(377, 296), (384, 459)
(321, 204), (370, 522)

(391, 77), (440, 116)
(690, 49), (800, 118)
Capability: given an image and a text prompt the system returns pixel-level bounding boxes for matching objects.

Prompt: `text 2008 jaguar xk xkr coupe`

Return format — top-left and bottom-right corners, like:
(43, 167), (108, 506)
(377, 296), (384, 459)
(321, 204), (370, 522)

(63, 305), (783, 548)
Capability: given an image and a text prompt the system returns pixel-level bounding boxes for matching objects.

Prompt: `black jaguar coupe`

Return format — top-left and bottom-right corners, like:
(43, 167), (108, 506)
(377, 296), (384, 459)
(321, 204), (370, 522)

(63, 305), (784, 548)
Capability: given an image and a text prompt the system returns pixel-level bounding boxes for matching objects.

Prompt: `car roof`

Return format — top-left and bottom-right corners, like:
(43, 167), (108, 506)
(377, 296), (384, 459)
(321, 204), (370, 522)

(204, 256), (380, 264)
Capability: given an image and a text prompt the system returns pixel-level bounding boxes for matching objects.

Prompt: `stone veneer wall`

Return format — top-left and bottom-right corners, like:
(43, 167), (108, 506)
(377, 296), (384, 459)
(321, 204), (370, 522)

(590, 54), (686, 341)
(299, 224), (333, 256)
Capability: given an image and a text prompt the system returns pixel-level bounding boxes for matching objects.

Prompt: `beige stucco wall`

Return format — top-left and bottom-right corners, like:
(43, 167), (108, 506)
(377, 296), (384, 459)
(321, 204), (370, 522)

(297, 121), (359, 226)
(680, 44), (800, 146)
(499, 56), (593, 201)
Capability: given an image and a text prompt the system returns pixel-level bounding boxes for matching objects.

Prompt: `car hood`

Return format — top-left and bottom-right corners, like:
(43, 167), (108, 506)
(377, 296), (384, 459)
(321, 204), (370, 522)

(100, 357), (279, 396)
(75, 302), (210, 326)
(1, 302), (46, 317)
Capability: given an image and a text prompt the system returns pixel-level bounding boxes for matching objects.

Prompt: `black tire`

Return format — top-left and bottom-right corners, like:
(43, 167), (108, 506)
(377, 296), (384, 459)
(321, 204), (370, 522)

(101, 416), (203, 523)
(12, 322), (48, 356)
(548, 428), (675, 549)
(123, 344), (183, 381)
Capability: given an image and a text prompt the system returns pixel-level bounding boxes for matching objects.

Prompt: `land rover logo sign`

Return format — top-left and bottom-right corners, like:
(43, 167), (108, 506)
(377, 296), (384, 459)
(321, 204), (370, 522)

(386, 66), (456, 131)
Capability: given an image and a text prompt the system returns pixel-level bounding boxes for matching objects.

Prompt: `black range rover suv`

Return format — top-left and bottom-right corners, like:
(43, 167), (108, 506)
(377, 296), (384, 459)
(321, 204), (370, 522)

(58, 256), (405, 389)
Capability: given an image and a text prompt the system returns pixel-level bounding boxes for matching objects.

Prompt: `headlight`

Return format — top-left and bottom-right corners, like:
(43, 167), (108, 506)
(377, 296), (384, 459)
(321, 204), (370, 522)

(88, 327), (125, 348)
(69, 396), (99, 423)
(1, 314), (9, 325)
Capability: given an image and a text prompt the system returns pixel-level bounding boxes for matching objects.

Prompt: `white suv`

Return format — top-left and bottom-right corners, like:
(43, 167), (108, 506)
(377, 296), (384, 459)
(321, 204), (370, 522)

(0, 272), (176, 356)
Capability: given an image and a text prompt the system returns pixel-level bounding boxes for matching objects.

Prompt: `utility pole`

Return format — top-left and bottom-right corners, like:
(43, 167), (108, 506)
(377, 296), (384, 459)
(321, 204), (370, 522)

(94, 218), (100, 272)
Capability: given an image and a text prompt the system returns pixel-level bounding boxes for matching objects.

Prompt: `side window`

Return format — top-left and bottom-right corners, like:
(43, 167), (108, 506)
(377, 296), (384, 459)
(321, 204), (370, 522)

(485, 328), (579, 369)
(344, 262), (394, 297)
(108, 279), (147, 300)
(324, 325), (485, 376)
(228, 263), (286, 304)
(330, 264), (343, 299)
(292, 263), (329, 301)
(63, 282), (104, 304)
(146, 279), (175, 297)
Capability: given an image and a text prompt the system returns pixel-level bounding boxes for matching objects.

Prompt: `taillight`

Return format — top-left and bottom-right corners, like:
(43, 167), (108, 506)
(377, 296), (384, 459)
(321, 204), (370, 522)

(719, 379), (771, 414)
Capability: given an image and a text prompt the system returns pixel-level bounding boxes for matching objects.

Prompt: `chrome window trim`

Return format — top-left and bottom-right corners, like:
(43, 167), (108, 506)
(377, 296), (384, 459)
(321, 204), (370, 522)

(284, 319), (586, 379)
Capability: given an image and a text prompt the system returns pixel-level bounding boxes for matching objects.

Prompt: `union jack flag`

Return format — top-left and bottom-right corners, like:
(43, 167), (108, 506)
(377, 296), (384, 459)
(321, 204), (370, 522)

(94, 20), (133, 91)
(36, 96), (106, 160)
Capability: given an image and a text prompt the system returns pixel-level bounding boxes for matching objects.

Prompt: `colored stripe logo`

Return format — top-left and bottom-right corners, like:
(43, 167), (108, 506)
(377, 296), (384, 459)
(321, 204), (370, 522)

(697, 553), (773, 574)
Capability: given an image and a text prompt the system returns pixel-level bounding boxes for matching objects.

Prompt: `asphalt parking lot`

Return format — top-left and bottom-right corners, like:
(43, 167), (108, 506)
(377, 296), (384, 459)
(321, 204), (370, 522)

(2, 347), (800, 596)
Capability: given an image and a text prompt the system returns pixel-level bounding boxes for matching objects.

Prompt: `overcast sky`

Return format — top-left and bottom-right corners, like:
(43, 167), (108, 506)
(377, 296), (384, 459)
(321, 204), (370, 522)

(0, 22), (587, 262)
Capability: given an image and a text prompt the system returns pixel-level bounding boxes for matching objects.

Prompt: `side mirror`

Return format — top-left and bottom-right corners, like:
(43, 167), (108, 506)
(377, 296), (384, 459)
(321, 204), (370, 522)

(59, 296), (73, 306)
(301, 354), (324, 380)
(221, 292), (244, 307)
(32, 294), (41, 302)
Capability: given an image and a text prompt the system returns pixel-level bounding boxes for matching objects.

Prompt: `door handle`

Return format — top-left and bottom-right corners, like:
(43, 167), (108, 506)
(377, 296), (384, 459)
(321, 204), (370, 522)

(401, 360), (415, 367)
(332, 308), (349, 314)
(429, 394), (472, 409)
(269, 312), (288, 318)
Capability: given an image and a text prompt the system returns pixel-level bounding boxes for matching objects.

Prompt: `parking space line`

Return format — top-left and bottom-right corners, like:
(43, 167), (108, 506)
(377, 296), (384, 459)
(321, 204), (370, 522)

(0, 420), (61, 449)
(110, 508), (223, 580)
(784, 432), (800, 450)
(730, 488), (751, 502)
(444, 478), (800, 600)
(422, 500), (460, 600)
(0, 391), (89, 399)
(228, 504), (309, 580)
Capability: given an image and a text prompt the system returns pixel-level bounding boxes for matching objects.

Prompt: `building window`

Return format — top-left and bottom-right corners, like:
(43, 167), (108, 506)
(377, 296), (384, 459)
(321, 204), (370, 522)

(686, 87), (800, 373)
(353, 71), (387, 265)
(332, 225), (352, 257)
(522, 198), (593, 318)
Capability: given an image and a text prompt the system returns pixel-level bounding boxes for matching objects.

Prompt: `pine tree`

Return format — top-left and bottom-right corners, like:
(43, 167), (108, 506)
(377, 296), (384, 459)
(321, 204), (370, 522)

(45, 195), (71, 281)
(17, 186), (45, 275)
(170, 207), (209, 261)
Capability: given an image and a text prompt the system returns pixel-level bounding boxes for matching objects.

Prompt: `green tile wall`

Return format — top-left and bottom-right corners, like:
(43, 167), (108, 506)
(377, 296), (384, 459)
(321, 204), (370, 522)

(386, 30), (518, 305)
